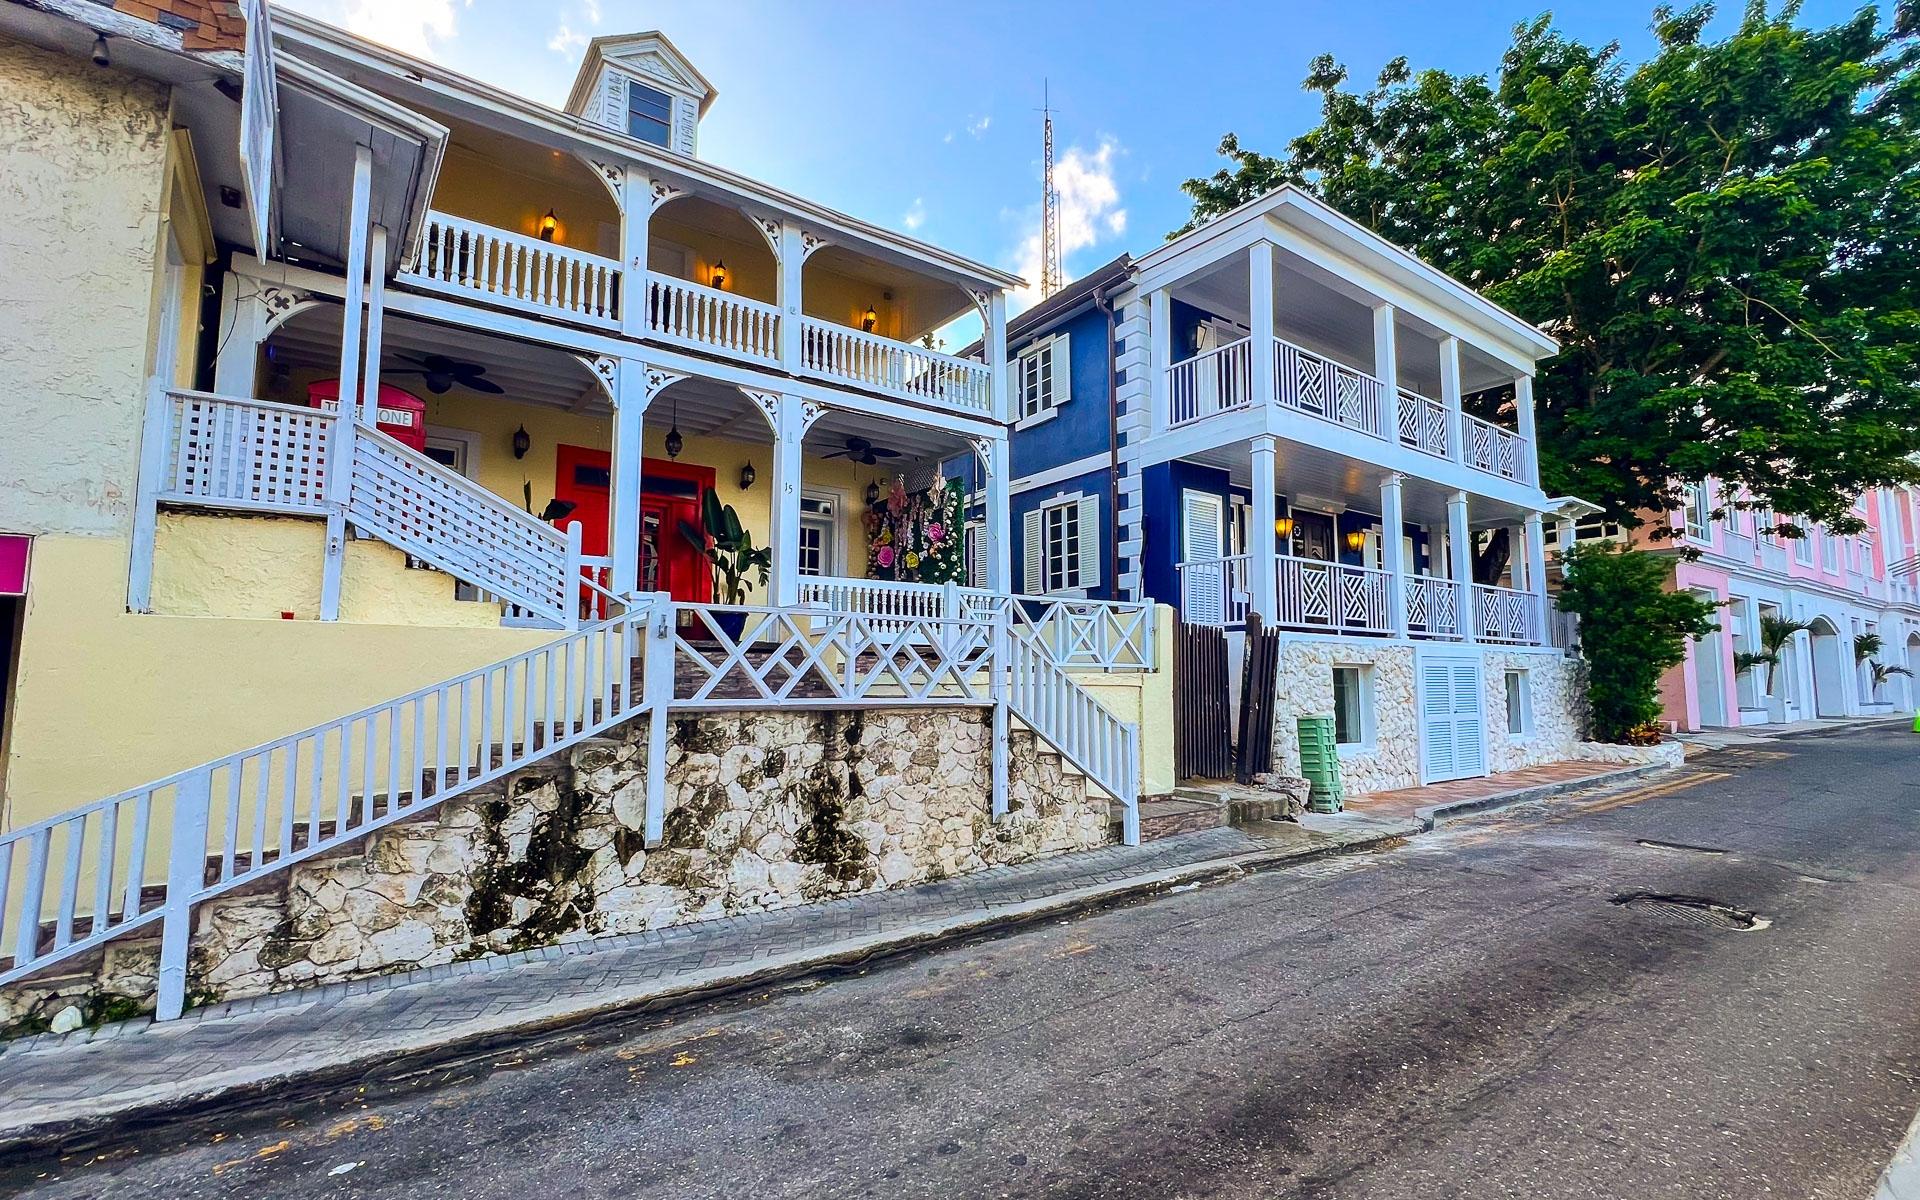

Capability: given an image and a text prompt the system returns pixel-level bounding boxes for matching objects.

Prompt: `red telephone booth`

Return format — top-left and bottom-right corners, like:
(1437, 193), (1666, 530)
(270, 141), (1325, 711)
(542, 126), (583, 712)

(307, 380), (428, 451)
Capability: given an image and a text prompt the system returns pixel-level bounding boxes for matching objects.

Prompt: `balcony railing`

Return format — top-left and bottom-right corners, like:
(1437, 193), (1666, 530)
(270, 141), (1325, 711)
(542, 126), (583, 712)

(644, 273), (781, 366)
(1464, 412), (1530, 483)
(1167, 337), (1253, 427)
(798, 318), (994, 416)
(1275, 337), (1388, 440)
(152, 389), (335, 515)
(404, 212), (622, 329)
(1176, 554), (1545, 645)
(1396, 388), (1450, 459)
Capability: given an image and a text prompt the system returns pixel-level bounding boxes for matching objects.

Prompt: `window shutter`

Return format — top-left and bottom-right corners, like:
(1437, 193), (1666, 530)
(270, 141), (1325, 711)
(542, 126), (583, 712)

(968, 521), (988, 588)
(1052, 332), (1071, 408)
(1077, 495), (1101, 587)
(1023, 510), (1044, 594)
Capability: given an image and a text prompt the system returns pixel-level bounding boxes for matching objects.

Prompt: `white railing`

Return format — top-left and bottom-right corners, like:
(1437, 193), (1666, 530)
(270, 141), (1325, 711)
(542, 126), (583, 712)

(1276, 558), (1395, 635)
(152, 389), (335, 515)
(1464, 413), (1530, 483)
(494, 555), (618, 628)
(799, 319), (994, 417)
(404, 211), (621, 329)
(798, 577), (951, 622)
(1165, 337), (1253, 426)
(671, 604), (994, 707)
(796, 579), (1155, 670)
(644, 273), (781, 365)
(0, 605), (658, 1017)
(1275, 337), (1388, 439)
(1396, 388), (1451, 459)
(350, 429), (584, 628)
(1403, 573), (1465, 640)
(1177, 554), (1252, 627)
(1474, 582), (1543, 643)
(1004, 623), (1139, 844)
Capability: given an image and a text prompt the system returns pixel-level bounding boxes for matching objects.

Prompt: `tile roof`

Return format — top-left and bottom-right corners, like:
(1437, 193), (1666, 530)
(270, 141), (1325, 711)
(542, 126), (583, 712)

(91, 0), (246, 52)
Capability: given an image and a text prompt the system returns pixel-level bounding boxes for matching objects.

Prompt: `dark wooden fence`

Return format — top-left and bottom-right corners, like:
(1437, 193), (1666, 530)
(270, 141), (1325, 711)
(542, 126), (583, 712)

(1235, 613), (1280, 784)
(1174, 621), (1232, 780)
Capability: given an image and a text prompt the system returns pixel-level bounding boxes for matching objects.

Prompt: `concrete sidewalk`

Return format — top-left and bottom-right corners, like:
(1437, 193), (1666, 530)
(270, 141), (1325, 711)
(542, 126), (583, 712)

(0, 755), (1673, 1156)
(0, 818), (1418, 1154)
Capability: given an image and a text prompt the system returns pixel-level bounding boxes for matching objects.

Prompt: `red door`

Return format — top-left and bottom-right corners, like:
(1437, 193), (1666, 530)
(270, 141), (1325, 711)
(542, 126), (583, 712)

(554, 446), (713, 604)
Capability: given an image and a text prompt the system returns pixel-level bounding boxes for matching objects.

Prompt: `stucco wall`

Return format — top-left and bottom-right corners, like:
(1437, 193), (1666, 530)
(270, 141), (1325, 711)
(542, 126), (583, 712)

(1271, 639), (1422, 794)
(0, 38), (169, 540)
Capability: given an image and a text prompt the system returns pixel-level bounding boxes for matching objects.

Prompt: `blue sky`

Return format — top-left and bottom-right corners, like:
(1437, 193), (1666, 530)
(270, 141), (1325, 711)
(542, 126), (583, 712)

(280, 0), (1866, 307)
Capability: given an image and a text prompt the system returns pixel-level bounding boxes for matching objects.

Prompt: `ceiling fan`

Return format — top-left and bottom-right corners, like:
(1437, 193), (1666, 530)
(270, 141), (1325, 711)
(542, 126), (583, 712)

(817, 435), (903, 466)
(385, 353), (504, 395)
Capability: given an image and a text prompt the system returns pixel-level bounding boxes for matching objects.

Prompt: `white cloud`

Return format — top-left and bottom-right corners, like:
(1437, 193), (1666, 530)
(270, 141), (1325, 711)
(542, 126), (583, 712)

(549, 23), (588, 53)
(967, 114), (991, 138)
(337, 0), (460, 54)
(903, 197), (927, 231)
(1010, 137), (1128, 309)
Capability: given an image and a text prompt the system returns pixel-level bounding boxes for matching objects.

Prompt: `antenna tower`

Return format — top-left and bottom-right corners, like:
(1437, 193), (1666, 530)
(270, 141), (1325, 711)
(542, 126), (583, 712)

(1040, 80), (1062, 298)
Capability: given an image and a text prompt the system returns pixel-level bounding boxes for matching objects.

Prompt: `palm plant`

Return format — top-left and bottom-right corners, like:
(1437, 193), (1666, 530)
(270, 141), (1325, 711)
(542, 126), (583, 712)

(1741, 615), (1814, 696)
(679, 489), (771, 606)
(1870, 661), (1913, 698)
(1855, 632), (1884, 664)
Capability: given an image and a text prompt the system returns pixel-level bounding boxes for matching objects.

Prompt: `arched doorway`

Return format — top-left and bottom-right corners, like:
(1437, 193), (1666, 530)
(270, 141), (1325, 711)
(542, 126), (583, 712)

(1808, 617), (1848, 718)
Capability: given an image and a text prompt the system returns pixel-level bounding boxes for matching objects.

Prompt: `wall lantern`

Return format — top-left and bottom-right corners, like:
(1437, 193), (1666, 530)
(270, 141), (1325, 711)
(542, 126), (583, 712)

(1345, 528), (1367, 553)
(539, 209), (558, 242)
(862, 304), (879, 334)
(866, 479), (882, 507)
(1274, 515), (1295, 539)
(90, 34), (111, 68)
(739, 460), (756, 490)
(711, 259), (728, 290)
(512, 425), (531, 459)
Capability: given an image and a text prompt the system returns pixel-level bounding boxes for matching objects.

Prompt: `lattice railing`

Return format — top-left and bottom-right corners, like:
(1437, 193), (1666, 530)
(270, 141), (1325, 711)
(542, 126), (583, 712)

(153, 390), (334, 515)
(1474, 582), (1544, 644)
(1396, 388), (1451, 459)
(671, 604), (995, 707)
(0, 606), (656, 1017)
(1274, 337), (1388, 439)
(350, 430), (583, 628)
(1464, 413), (1530, 483)
(1276, 558), (1395, 635)
(644, 273), (781, 365)
(1403, 573), (1465, 640)
(403, 211), (621, 329)
(1165, 337), (1253, 426)
(799, 318), (993, 416)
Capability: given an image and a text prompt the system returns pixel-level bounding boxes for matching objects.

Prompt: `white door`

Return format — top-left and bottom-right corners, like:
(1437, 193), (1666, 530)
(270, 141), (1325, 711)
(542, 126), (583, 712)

(1181, 489), (1226, 623)
(1420, 656), (1487, 782)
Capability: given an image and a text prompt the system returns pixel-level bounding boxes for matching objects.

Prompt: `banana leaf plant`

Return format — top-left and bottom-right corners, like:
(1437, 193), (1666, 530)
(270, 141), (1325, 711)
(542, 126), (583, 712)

(680, 489), (771, 606)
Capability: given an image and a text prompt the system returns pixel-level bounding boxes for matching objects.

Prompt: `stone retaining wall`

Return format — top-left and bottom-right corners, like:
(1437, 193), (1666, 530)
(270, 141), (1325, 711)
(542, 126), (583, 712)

(2, 708), (1107, 1035)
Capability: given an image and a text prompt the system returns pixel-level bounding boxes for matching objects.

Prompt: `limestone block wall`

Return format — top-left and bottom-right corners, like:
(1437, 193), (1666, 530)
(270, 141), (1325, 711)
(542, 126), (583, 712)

(0, 708), (1108, 1033)
(1270, 639), (1421, 794)
(1483, 648), (1590, 772)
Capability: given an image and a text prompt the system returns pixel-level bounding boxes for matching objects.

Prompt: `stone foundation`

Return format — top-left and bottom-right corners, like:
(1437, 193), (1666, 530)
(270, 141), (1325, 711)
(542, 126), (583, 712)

(2, 708), (1108, 1034)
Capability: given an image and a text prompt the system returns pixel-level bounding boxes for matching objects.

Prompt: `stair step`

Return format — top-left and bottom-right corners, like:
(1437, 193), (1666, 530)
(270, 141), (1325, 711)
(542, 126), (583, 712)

(1115, 793), (1230, 842)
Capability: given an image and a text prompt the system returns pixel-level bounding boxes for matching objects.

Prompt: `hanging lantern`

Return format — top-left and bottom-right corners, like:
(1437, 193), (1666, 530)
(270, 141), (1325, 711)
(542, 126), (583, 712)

(539, 209), (558, 241)
(1275, 515), (1295, 539)
(866, 479), (881, 507)
(665, 426), (683, 459)
(512, 425), (530, 460)
(739, 460), (756, 489)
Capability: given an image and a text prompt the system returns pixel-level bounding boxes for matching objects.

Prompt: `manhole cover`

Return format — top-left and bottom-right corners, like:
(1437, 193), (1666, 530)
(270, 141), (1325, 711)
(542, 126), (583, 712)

(1610, 892), (1769, 931)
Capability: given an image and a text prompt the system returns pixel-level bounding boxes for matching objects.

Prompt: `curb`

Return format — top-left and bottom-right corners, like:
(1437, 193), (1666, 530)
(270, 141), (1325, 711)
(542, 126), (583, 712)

(0, 826), (1407, 1158)
(1412, 761), (1676, 831)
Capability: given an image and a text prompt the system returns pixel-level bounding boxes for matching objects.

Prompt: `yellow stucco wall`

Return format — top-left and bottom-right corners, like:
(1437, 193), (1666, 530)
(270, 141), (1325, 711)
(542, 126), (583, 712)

(430, 143), (621, 259)
(1070, 604), (1178, 798)
(0, 38), (169, 540)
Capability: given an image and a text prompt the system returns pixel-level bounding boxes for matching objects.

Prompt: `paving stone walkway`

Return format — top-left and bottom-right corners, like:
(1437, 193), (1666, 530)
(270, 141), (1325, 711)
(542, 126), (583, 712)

(1343, 759), (1644, 821)
(0, 825), (1362, 1149)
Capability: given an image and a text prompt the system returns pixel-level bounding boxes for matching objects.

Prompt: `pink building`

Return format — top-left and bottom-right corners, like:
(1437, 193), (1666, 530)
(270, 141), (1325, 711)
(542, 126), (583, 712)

(1584, 482), (1920, 730)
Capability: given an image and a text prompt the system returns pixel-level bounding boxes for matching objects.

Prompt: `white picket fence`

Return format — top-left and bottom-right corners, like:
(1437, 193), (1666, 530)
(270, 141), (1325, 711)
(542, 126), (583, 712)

(404, 211), (622, 329)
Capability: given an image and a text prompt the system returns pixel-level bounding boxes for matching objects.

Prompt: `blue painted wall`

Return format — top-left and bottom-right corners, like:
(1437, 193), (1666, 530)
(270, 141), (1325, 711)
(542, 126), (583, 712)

(1011, 467), (1115, 599)
(1008, 304), (1114, 479)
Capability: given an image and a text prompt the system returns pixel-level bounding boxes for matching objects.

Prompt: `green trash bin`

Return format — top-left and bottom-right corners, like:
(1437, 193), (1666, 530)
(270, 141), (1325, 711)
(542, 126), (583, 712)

(1296, 714), (1345, 813)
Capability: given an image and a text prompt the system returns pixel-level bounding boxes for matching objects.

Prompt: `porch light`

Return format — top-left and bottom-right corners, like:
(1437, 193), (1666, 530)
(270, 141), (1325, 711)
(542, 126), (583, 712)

(862, 304), (878, 334)
(711, 260), (727, 290)
(665, 426), (683, 460)
(539, 209), (558, 242)
(90, 34), (110, 68)
(1345, 529), (1367, 553)
(512, 425), (530, 460)
(1275, 515), (1295, 539)
(866, 479), (882, 507)
(739, 460), (756, 490)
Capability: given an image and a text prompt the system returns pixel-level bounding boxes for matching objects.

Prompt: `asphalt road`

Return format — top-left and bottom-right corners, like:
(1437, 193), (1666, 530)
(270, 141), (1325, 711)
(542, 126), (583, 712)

(11, 724), (1920, 1199)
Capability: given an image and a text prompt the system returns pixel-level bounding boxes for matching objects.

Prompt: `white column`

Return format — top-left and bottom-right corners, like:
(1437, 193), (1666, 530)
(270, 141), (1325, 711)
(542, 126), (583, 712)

(1439, 335), (1464, 464)
(619, 168), (650, 339)
(1148, 286), (1170, 432)
(986, 290), (1009, 424)
(1374, 303), (1399, 442)
(1556, 516), (1577, 577)
(777, 222), (805, 371)
(1248, 241), (1276, 407)
(1514, 374), (1537, 483)
(360, 224), (388, 424)
(212, 273), (267, 397)
(1381, 473), (1408, 637)
(768, 393), (806, 607)
(1448, 490), (1474, 641)
(1249, 435), (1279, 623)
(321, 144), (373, 623)
(609, 358), (646, 597)
(985, 435), (1012, 592)
(1524, 511), (1548, 644)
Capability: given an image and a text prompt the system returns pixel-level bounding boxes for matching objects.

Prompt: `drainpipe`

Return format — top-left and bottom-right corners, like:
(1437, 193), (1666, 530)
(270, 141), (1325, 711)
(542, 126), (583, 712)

(1094, 285), (1120, 598)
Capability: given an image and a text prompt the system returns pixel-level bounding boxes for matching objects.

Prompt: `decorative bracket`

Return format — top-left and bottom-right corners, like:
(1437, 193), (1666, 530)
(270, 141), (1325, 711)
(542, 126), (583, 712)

(581, 155), (627, 205)
(647, 180), (686, 213)
(256, 285), (314, 334)
(968, 434), (997, 479)
(642, 364), (687, 409)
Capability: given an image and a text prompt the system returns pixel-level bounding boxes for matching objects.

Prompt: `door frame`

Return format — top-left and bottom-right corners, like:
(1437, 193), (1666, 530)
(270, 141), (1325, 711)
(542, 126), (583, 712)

(1416, 649), (1489, 785)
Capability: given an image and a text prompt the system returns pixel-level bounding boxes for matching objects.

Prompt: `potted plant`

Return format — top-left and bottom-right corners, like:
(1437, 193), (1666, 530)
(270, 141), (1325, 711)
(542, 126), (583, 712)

(679, 489), (770, 640)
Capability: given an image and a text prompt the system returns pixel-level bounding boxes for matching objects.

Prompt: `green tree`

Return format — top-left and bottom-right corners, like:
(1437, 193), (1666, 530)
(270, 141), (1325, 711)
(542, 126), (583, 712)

(1555, 542), (1719, 740)
(1178, 2), (1920, 534)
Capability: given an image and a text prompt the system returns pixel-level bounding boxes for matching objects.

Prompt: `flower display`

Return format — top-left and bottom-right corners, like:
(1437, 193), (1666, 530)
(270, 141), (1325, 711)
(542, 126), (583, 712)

(862, 473), (969, 584)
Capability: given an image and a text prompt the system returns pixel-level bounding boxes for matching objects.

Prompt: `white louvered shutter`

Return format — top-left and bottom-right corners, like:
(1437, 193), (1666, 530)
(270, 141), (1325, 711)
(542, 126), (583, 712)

(1023, 510), (1044, 594)
(967, 521), (988, 588)
(1421, 662), (1457, 781)
(1052, 332), (1071, 408)
(1453, 662), (1486, 776)
(1077, 494), (1100, 588)
(1182, 491), (1225, 623)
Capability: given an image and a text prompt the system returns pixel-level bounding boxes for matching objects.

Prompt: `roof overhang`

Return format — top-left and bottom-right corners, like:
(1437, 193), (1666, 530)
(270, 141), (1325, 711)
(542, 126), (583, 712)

(1547, 495), (1607, 520)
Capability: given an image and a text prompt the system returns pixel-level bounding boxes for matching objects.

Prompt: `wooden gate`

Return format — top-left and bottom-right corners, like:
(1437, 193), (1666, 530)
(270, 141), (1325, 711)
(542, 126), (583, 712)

(1236, 613), (1281, 784)
(1174, 621), (1232, 779)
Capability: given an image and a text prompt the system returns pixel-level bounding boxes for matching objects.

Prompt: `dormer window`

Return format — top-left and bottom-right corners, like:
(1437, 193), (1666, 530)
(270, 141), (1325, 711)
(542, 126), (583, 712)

(627, 81), (673, 147)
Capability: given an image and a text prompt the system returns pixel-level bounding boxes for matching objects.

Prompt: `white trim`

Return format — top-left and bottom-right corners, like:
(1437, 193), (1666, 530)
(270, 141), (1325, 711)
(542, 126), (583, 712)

(1009, 453), (1110, 496)
(1036, 489), (1095, 597)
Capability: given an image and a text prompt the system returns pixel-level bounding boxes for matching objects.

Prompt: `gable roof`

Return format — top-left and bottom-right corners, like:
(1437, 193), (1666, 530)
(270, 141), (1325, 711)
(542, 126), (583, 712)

(564, 31), (717, 120)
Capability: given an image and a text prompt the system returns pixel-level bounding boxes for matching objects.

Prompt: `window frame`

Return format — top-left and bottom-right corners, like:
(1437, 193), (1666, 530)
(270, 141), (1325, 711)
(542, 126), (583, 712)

(626, 78), (675, 148)
(1331, 664), (1374, 750)
(1015, 333), (1068, 427)
(1041, 497), (1084, 595)
(1682, 484), (1712, 543)
(1504, 669), (1533, 736)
